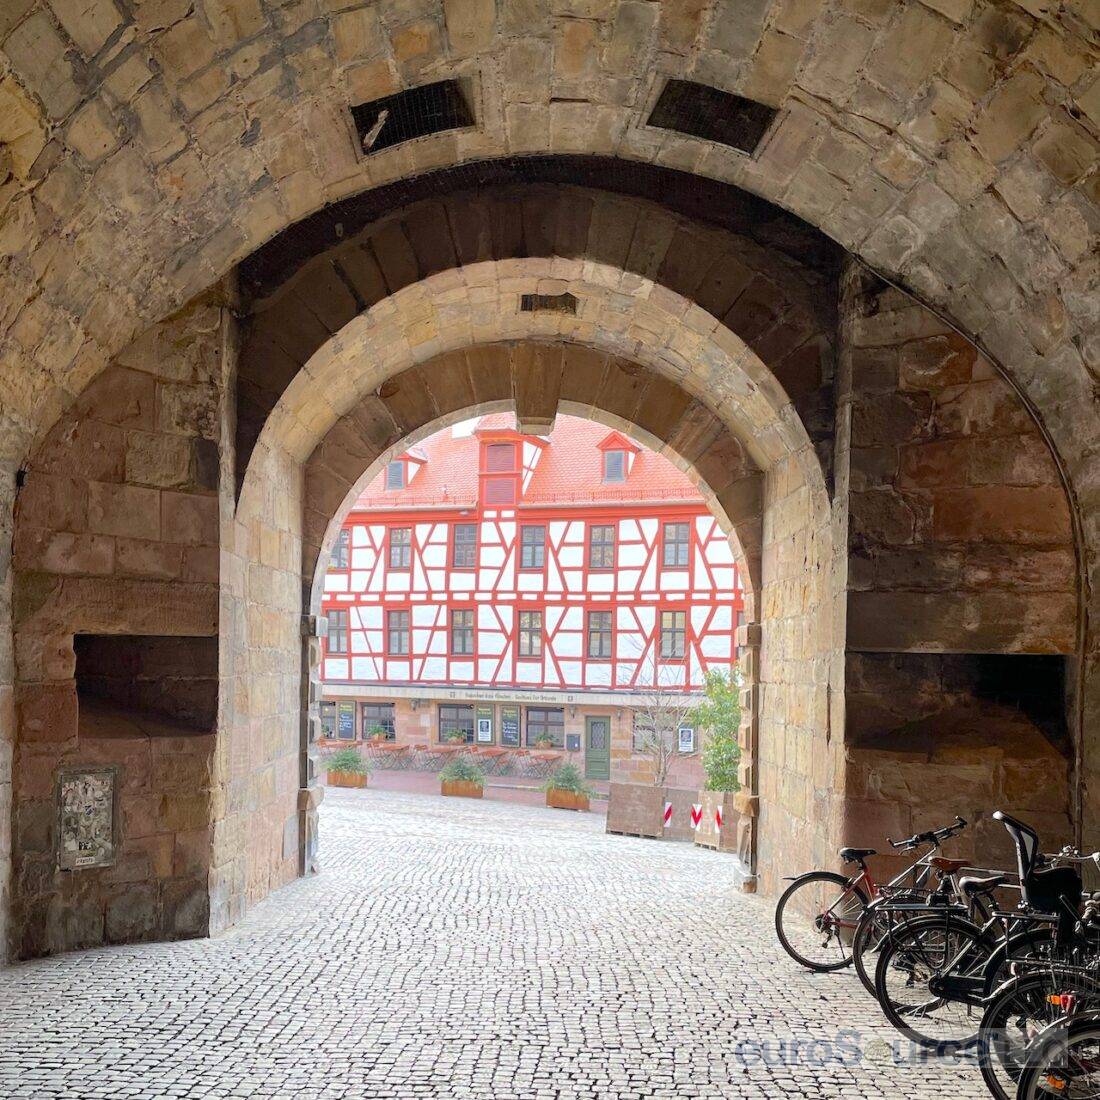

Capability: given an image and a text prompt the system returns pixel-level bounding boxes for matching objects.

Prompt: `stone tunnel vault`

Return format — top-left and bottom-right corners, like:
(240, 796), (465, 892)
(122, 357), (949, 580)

(227, 260), (839, 922)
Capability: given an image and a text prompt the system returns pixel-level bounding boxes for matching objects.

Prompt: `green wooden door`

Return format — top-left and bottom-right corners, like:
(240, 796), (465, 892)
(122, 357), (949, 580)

(584, 716), (611, 781)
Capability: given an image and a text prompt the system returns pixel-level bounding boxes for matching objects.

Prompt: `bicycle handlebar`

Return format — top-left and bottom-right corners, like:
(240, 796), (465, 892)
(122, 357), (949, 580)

(887, 816), (967, 851)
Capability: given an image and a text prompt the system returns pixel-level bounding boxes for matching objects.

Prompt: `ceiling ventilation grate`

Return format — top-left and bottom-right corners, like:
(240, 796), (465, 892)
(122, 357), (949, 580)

(647, 80), (777, 155)
(520, 292), (578, 315)
(351, 80), (475, 155)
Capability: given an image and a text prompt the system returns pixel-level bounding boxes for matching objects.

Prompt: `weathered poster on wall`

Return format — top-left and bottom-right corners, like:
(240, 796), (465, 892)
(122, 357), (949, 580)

(57, 767), (117, 871)
(678, 725), (696, 753)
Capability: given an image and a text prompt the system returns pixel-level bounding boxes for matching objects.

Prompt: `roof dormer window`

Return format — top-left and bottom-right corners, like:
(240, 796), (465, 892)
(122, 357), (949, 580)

(385, 460), (405, 490)
(603, 449), (625, 483)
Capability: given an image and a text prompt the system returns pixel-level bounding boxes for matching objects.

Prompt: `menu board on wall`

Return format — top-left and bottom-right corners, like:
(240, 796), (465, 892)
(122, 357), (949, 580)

(338, 702), (356, 739)
(501, 705), (520, 747)
(476, 705), (494, 743)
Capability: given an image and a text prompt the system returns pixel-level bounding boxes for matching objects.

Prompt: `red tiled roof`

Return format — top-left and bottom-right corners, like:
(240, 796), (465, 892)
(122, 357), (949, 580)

(353, 414), (703, 511)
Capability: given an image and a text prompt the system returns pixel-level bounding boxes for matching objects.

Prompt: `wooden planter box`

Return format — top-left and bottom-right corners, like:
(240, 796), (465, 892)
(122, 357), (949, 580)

(694, 789), (740, 853)
(442, 779), (483, 799)
(546, 789), (590, 812)
(606, 782), (664, 838)
(327, 771), (368, 788)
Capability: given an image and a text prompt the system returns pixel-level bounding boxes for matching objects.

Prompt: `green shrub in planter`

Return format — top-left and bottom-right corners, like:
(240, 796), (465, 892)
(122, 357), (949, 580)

(439, 758), (486, 786)
(322, 747), (371, 776)
(541, 763), (594, 796)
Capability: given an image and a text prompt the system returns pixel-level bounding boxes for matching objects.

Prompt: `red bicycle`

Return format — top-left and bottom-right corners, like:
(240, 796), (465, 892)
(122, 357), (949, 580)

(774, 817), (967, 971)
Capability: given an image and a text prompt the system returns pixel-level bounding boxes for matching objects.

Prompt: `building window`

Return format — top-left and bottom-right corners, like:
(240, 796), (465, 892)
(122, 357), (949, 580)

(484, 477), (516, 505)
(587, 611), (613, 658)
(387, 609), (409, 655)
(389, 527), (412, 569)
(662, 522), (690, 567)
(439, 704), (475, 744)
(603, 450), (625, 483)
(453, 523), (477, 568)
(589, 524), (616, 569)
(320, 701), (336, 737)
(451, 609), (474, 655)
(326, 609), (349, 654)
(526, 706), (564, 748)
(660, 610), (686, 659)
(518, 610), (543, 657)
(385, 461), (405, 490)
(486, 443), (515, 472)
(520, 525), (545, 569)
(328, 528), (350, 571)
(361, 702), (396, 741)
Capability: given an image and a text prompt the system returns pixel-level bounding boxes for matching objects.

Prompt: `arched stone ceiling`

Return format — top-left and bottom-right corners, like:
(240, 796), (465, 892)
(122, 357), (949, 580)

(0, 0), (1096, 496)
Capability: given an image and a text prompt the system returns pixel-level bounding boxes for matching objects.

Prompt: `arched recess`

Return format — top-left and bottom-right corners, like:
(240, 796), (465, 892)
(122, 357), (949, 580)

(222, 260), (837, 929)
(235, 175), (839, 494)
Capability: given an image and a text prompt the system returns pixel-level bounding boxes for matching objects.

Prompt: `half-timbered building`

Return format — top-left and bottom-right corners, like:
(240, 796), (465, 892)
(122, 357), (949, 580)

(320, 415), (744, 784)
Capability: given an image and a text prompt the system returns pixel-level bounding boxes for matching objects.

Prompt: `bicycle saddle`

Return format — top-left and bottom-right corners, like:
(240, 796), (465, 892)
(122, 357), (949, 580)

(839, 847), (876, 863)
(958, 873), (1008, 897)
(931, 857), (970, 874)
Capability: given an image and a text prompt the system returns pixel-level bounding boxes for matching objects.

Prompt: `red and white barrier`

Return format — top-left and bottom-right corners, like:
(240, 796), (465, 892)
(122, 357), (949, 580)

(715, 806), (723, 833)
(690, 803), (702, 830)
(662, 801), (673, 827)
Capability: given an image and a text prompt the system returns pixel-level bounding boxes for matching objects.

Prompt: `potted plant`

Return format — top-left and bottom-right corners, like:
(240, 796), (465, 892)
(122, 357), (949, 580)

(542, 763), (593, 812)
(534, 734), (554, 749)
(439, 757), (485, 799)
(365, 724), (389, 742)
(693, 669), (742, 854)
(445, 731), (467, 745)
(322, 747), (371, 789)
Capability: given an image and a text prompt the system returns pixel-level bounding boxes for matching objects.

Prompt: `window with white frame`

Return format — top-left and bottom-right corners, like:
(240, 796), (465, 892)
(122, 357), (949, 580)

(451, 609), (474, 655)
(659, 610), (686, 659)
(520, 525), (545, 569)
(518, 610), (543, 657)
(453, 523), (477, 568)
(587, 611), (613, 658)
(387, 609), (409, 655)
(389, 527), (411, 569)
(326, 609), (349, 654)
(589, 524), (615, 569)
(662, 522), (690, 567)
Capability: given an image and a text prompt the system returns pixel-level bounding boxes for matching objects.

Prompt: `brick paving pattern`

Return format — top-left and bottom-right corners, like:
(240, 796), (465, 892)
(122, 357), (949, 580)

(0, 788), (987, 1098)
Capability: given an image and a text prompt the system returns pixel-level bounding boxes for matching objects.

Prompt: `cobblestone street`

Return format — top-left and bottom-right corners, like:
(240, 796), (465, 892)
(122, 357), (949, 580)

(1, 788), (986, 1098)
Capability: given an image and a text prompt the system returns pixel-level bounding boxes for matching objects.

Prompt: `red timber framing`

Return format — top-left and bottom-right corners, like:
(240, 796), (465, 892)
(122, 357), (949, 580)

(320, 416), (744, 696)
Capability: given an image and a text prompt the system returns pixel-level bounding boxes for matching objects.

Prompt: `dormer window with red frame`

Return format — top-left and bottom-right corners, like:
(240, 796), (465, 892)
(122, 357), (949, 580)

(482, 441), (517, 505)
(385, 460), (405, 490)
(596, 430), (640, 485)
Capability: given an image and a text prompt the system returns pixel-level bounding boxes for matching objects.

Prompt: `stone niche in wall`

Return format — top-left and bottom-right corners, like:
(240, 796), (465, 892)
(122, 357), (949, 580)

(14, 634), (216, 958)
(845, 651), (1073, 874)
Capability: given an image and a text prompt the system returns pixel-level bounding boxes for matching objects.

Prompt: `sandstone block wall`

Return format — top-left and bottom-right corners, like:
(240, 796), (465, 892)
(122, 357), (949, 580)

(9, 296), (228, 958)
(837, 268), (1078, 868)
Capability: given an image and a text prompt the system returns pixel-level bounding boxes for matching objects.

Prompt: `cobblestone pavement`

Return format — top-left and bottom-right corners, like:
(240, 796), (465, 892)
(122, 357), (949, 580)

(1, 788), (987, 1099)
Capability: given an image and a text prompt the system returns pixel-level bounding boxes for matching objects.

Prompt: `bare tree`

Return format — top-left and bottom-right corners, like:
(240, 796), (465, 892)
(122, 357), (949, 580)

(629, 651), (701, 787)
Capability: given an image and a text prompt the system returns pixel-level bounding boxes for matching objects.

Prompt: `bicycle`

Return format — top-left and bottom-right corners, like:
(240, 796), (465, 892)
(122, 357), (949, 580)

(872, 813), (1086, 1052)
(1013, 1010), (1100, 1099)
(773, 816), (967, 972)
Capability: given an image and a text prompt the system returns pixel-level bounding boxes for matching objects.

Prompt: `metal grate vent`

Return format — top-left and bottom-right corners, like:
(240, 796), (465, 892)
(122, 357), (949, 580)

(647, 80), (777, 155)
(520, 292), (578, 314)
(351, 80), (475, 155)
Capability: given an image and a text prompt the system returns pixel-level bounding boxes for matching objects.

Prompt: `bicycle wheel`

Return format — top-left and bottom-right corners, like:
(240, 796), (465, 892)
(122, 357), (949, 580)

(774, 871), (868, 971)
(1015, 1019), (1100, 1100)
(980, 969), (1100, 1100)
(853, 893), (927, 997)
(873, 912), (989, 1049)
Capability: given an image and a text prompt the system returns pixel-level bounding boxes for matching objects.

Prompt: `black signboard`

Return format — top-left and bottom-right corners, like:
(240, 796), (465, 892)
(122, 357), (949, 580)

(337, 702), (356, 739)
(501, 705), (520, 747)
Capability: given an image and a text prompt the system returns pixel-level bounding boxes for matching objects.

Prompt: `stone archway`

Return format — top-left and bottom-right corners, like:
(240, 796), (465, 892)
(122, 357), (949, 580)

(225, 261), (838, 925)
